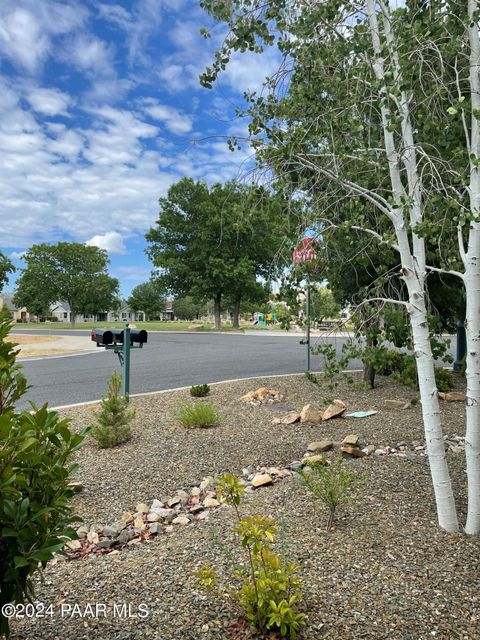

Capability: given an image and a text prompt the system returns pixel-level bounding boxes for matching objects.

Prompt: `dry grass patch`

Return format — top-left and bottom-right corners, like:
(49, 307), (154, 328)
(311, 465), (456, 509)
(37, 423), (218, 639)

(6, 334), (58, 345)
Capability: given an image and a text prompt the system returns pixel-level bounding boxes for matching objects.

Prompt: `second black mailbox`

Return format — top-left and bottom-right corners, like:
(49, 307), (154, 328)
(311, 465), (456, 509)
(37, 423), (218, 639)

(110, 328), (148, 345)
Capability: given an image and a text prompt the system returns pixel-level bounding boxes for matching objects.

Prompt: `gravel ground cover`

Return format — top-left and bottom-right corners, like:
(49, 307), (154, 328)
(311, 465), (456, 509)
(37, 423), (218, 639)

(8, 374), (480, 640)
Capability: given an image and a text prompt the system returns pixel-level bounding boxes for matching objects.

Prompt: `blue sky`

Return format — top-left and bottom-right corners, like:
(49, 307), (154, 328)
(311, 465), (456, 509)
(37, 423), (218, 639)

(0, 0), (281, 297)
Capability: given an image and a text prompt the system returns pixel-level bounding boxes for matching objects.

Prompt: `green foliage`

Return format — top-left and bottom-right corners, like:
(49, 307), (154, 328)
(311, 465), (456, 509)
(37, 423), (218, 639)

(172, 296), (207, 320)
(0, 320), (28, 414)
(300, 461), (362, 532)
(304, 371), (318, 385)
(190, 383), (210, 397)
(195, 473), (304, 639)
(377, 350), (454, 392)
(14, 242), (119, 324)
(177, 402), (219, 428)
(146, 179), (294, 329)
(0, 319), (86, 637)
(0, 251), (15, 293)
(90, 372), (134, 448)
(127, 281), (165, 320)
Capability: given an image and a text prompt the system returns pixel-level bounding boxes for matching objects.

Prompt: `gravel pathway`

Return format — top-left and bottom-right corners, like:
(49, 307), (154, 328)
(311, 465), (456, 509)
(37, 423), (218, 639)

(8, 374), (480, 639)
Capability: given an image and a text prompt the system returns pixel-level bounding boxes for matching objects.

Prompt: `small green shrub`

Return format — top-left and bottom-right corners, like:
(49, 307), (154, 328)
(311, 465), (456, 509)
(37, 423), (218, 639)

(304, 371), (318, 385)
(381, 350), (454, 392)
(190, 383), (210, 397)
(434, 366), (455, 392)
(300, 461), (362, 532)
(0, 319), (87, 637)
(90, 372), (134, 448)
(195, 474), (304, 639)
(177, 402), (219, 428)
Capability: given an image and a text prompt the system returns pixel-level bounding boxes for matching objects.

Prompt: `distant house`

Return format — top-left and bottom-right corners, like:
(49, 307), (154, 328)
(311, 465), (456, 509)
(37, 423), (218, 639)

(49, 300), (148, 323)
(0, 293), (37, 323)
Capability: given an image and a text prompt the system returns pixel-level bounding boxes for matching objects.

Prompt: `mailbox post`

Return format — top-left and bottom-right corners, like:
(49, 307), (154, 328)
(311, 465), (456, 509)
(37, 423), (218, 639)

(91, 323), (147, 398)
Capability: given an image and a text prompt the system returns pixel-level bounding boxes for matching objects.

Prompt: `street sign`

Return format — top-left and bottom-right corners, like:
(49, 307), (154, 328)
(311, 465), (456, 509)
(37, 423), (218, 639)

(293, 237), (317, 264)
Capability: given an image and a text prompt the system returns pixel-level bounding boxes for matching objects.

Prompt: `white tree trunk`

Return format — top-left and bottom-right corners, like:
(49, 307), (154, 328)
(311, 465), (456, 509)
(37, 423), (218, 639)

(464, 0), (480, 534)
(367, 0), (458, 531)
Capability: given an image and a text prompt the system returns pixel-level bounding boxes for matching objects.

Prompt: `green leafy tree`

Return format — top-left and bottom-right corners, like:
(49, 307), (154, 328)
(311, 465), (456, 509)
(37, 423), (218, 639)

(198, 0), (480, 534)
(0, 252), (14, 293)
(127, 281), (165, 320)
(146, 179), (292, 329)
(14, 243), (119, 327)
(172, 296), (207, 321)
(0, 319), (87, 636)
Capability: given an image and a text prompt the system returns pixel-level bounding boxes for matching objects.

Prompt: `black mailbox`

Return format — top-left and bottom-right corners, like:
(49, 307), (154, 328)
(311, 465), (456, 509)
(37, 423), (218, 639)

(91, 329), (114, 346)
(111, 328), (124, 343)
(130, 329), (148, 344)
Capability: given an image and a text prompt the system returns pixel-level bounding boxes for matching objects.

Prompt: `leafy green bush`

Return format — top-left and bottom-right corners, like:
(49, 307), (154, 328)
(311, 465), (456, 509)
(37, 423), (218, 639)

(300, 461), (362, 532)
(177, 402), (219, 428)
(0, 320), (87, 637)
(304, 371), (318, 385)
(379, 350), (454, 392)
(90, 372), (134, 448)
(195, 474), (304, 639)
(434, 366), (455, 392)
(190, 383), (210, 397)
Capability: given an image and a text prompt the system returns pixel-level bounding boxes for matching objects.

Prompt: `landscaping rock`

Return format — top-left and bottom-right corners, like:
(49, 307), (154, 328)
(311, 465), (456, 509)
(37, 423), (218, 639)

(385, 399), (409, 409)
(240, 387), (284, 404)
(438, 391), (466, 402)
(97, 538), (115, 549)
(300, 404), (324, 424)
(199, 477), (214, 494)
(322, 399), (347, 420)
(341, 445), (366, 458)
(76, 525), (88, 539)
(86, 531), (99, 544)
(203, 497), (220, 508)
(148, 522), (163, 535)
(117, 530), (133, 544)
(120, 511), (134, 523)
(176, 490), (189, 505)
(251, 473), (273, 488)
(66, 539), (82, 551)
(133, 516), (145, 529)
(103, 521), (127, 537)
(136, 502), (149, 514)
(282, 411), (301, 424)
(167, 496), (182, 508)
(307, 440), (333, 453)
(342, 434), (359, 446)
(172, 515), (190, 526)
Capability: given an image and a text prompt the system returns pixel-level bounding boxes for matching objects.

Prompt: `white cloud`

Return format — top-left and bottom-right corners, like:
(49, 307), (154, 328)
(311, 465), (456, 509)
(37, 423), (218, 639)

(9, 251), (25, 260)
(0, 8), (49, 72)
(27, 87), (71, 116)
(68, 34), (115, 76)
(0, 1), (87, 72)
(112, 265), (152, 281)
(86, 232), (126, 254)
(142, 100), (192, 135)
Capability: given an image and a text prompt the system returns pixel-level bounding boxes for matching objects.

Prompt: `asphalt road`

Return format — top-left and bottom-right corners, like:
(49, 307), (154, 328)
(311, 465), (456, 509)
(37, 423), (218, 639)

(14, 331), (360, 409)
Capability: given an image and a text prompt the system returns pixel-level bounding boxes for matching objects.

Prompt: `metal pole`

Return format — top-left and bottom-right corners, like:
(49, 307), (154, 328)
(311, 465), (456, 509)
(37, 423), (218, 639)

(122, 323), (131, 398)
(453, 320), (466, 373)
(306, 282), (311, 372)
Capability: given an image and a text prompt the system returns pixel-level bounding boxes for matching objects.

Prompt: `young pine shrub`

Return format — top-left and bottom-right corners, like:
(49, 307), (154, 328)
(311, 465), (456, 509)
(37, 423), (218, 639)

(90, 372), (135, 448)
(177, 402), (219, 428)
(194, 474), (304, 639)
(190, 383), (210, 397)
(0, 319), (87, 637)
(300, 461), (362, 532)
